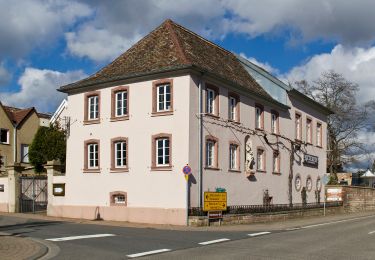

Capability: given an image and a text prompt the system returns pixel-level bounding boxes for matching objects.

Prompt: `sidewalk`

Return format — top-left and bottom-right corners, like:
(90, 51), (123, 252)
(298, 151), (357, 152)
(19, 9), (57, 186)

(1, 210), (375, 232)
(0, 232), (47, 260)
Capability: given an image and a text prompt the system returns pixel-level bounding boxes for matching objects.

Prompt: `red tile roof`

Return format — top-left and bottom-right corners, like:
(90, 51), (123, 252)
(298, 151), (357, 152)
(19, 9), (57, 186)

(2, 106), (35, 126)
(59, 19), (274, 102)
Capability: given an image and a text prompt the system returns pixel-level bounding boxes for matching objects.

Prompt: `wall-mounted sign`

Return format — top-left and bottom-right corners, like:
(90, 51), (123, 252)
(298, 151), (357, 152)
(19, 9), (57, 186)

(326, 187), (343, 202)
(53, 183), (65, 196)
(0, 184), (4, 192)
(203, 192), (227, 211)
(304, 154), (319, 167)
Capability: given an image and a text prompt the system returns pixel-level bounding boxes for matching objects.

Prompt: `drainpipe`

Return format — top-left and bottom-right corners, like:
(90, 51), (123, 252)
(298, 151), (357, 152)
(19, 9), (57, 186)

(13, 126), (17, 163)
(198, 75), (203, 208)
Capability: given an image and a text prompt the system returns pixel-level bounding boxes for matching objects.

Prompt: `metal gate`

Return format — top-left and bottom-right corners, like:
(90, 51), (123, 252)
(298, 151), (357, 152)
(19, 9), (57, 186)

(19, 176), (48, 213)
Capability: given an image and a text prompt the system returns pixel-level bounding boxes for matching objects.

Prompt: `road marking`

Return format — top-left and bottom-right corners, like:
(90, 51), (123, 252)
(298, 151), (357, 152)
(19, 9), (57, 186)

(46, 234), (115, 242)
(198, 238), (230, 245)
(127, 249), (171, 258)
(285, 228), (301, 231)
(301, 215), (375, 229)
(368, 230), (375, 235)
(248, 231), (271, 237)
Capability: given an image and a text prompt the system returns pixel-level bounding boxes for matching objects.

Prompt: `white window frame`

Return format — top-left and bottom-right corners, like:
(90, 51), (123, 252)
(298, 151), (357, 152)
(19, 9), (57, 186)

(229, 96), (236, 121)
(21, 144), (29, 163)
(257, 149), (265, 171)
(229, 144), (238, 170)
(156, 84), (171, 112)
(206, 88), (215, 114)
(114, 194), (126, 204)
(0, 129), (9, 144)
(271, 112), (278, 134)
(88, 143), (99, 169)
(206, 140), (215, 167)
(156, 138), (170, 166)
(115, 91), (128, 117)
(115, 141), (127, 168)
(88, 96), (99, 120)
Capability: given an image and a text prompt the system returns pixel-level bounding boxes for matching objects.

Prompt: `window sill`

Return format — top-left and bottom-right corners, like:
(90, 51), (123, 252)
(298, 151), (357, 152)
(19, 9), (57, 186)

(205, 113), (220, 119)
(83, 119), (100, 125)
(295, 139), (302, 143)
(316, 145), (322, 148)
(204, 167), (220, 171)
(110, 168), (129, 173)
(83, 168), (101, 173)
(110, 203), (127, 207)
(0, 142), (10, 145)
(150, 166), (172, 171)
(255, 127), (264, 131)
(272, 171), (282, 175)
(271, 133), (280, 137)
(257, 169), (266, 173)
(151, 111), (173, 117)
(228, 169), (241, 173)
(110, 116), (129, 122)
(228, 119), (241, 124)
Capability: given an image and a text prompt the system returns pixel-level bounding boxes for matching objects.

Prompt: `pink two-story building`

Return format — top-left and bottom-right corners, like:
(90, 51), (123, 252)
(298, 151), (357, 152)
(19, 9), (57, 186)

(49, 19), (331, 225)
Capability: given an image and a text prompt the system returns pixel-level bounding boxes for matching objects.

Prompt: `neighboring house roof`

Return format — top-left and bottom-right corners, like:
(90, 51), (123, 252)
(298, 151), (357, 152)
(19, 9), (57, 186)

(59, 19), (277, 104)
(37, 112), (52, 119)
(1, 104), (51, 127)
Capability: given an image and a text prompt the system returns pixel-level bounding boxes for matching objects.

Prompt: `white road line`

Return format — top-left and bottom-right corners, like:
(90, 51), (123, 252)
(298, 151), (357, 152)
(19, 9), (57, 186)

(198, 238), (230, 245)
(301, 215), (375, 229)
(46, 234), (115, 242)
(285, 228), (301, 231)
(248, 231), (271, 237)
(368, 230), (375, 235)
(127, 249), (171, 258)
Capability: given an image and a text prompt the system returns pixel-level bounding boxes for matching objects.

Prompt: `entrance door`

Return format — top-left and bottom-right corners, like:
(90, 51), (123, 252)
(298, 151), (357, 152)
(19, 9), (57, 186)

(19, 176), (48, 213)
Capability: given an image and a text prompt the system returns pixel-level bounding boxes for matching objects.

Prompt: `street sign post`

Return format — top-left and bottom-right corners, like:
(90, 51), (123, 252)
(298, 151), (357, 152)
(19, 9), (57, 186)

(182, 164), (192, 226)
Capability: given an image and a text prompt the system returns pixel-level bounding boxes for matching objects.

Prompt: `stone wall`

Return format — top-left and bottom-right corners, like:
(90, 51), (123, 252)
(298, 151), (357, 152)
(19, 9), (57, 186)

(189, 206), (344, 226)
(338, 185), (375, 212)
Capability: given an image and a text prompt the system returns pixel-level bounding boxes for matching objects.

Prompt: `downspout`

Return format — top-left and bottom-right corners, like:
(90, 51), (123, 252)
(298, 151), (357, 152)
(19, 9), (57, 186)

(13, 125), (17, 163)
(198, 75), (203, 208)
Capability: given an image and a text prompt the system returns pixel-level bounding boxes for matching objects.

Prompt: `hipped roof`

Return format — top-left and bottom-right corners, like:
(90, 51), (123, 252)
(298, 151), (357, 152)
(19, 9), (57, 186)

(59, 19), (275, 103)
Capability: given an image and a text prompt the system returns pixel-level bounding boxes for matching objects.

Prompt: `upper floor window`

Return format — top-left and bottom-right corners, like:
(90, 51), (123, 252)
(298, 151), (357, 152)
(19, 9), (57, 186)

(273, 151), (280, 173)
(228, 94), (239, 122)
(271, 110), (279, 134)
(306, 118), (312, 144)
(295, 113), (302, 140)
(21, 144), (29, 163)
(111, 86), (129, 121)
(152, 79), (173, 115)
(229, 143), (239, 171)
(0, 129), (9, 144)
(255, 105), (264, 129)
(84, 91), (100, 124)
(316, 123), (322, 147)
(84, 139), (100, 172)
(151, 133), (172, 170)
(206, 84), (219, 116)
(257, 148), (265, 171)
(111, 137), (128, 171)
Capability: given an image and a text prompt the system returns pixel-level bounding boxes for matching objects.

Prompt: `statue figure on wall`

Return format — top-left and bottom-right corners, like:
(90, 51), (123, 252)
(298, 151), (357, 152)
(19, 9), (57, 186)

(245, 136), (255, 174)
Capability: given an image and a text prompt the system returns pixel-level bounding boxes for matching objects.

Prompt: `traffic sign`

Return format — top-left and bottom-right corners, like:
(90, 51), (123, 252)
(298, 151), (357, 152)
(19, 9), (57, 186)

(203, 192), (227, 211)
(182, 165), (192, 175)
(322, 174), (329, 185)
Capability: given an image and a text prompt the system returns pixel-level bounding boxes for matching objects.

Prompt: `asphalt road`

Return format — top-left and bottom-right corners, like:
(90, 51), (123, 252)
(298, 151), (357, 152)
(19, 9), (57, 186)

(0, 213), (375, 259)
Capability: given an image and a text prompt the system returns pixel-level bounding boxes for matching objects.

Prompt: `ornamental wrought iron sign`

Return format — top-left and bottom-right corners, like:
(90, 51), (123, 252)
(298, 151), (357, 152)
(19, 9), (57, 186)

(303, 154), (318, 167)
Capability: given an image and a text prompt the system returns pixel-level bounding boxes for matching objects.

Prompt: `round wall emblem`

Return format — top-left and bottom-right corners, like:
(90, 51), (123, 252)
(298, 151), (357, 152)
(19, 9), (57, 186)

(295, 175), (302, 191)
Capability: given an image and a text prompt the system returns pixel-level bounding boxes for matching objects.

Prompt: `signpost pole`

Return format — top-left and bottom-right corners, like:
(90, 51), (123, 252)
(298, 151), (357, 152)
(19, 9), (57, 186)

(186, 177), (189, 226)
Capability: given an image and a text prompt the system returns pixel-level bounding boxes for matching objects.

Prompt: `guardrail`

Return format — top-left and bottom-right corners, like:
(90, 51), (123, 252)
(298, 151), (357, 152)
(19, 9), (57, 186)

(188, 202), (343, 216)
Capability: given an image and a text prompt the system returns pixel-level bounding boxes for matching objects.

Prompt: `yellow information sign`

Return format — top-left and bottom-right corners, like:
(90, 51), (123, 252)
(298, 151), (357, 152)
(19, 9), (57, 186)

(203, 192), (227, 211)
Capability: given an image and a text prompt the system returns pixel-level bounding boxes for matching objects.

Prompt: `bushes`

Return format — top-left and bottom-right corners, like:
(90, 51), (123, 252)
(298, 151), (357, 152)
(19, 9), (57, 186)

(29, 124), (66, 173)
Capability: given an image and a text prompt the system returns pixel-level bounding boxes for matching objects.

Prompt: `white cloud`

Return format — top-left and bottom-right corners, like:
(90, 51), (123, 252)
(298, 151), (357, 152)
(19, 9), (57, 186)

(0, 68), (86, 113)
(0, 62), (11, 86)
(0, 0), (92, 59)
(239, 53), (279, 75)
(284, 44), (375, 103)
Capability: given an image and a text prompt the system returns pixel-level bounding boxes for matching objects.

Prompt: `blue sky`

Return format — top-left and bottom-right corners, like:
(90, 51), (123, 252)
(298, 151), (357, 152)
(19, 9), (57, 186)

(0, 0), (375, 169)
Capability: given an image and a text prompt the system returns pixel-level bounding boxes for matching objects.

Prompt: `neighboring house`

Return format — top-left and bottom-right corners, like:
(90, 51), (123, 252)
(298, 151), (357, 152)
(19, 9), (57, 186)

(51, 19), (331, 225)
(0, 103), (51, 172)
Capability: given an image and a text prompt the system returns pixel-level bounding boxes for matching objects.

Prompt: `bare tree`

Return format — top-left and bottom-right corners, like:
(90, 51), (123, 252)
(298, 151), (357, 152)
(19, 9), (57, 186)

(295, 70), (371, 182)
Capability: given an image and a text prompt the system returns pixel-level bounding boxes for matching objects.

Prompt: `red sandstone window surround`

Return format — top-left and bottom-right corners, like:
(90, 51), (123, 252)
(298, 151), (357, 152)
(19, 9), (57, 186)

(205, 84), (219, 117)
(228, 92), (240, 122)
(84, 91), (101, 124)
(151, 133), (172, 171)
(205, 135), (219, 170)
(256, 147), (266, 172)
(111, 86), (129, 121)
(229, 141), (240, 172)
(110, 137), (128, 172)
(255, 104), (264, 130)
(316, 122), (322, 147)
(83, 139), (100, 173)
(271, 110), (279, 135)
(306, 117), (313, 144)
(295, 112), (302, 141)
(152, 79), (173, 116)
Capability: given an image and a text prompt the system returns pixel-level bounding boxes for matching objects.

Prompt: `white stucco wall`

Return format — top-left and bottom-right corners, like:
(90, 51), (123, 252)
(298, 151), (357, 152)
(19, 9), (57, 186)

(0, 177), (9, 212)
